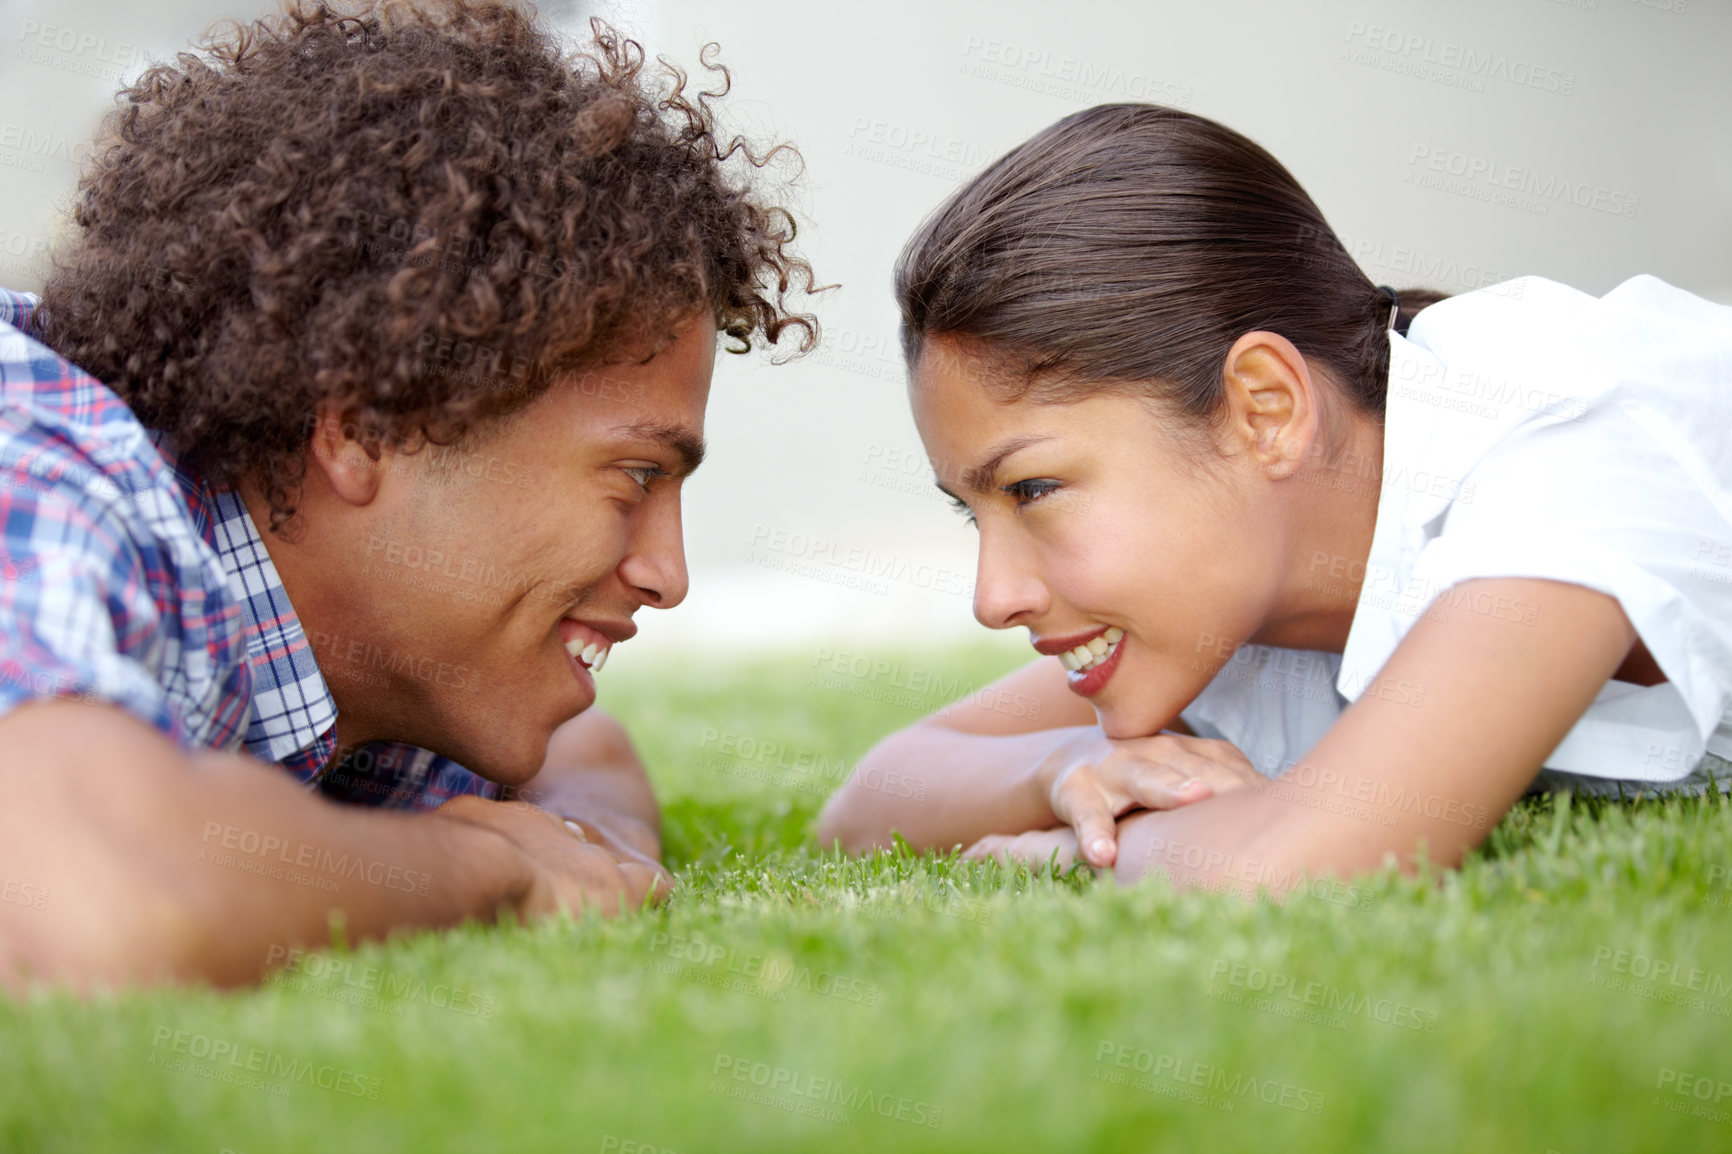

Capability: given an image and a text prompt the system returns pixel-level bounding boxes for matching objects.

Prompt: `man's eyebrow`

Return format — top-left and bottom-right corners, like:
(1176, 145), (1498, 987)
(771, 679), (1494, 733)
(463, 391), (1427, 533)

(942, 434), (1055, 496)
(607, 420), (707, 476)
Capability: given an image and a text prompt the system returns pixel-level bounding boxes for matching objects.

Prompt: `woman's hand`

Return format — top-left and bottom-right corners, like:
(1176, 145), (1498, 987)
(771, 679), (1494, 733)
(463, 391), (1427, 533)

(1038, 731), (1262, 869)
(962, 827), (1081, 871)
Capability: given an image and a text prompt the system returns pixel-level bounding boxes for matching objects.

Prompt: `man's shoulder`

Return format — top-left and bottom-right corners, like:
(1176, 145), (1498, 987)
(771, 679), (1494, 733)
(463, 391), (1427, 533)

(0, 291), (255, 756)
(0, 287), (209, 536)
(0, 288), (38, 333)
(3, 286), (147, 443)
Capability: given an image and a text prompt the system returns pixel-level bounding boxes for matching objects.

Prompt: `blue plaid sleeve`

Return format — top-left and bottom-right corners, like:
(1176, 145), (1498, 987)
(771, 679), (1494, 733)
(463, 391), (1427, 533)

(316, 742), (502, 811)
(0, 453), (185, 737)
(0, 290), (253, 751)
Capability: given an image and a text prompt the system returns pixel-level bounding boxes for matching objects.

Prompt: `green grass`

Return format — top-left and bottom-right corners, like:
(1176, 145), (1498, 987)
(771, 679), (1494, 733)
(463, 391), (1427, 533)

(5, 645), (1732, 1153)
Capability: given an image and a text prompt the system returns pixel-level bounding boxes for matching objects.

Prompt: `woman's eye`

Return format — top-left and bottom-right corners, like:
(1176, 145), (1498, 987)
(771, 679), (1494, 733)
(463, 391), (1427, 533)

(946, 493), (978, 527)
(1003, 478), (1062, 508)
(622, 465), (668, 491)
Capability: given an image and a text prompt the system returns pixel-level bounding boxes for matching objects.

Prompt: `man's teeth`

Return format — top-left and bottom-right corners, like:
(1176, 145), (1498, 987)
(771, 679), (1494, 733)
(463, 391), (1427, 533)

(1058, 627), (1123, 673)
(562, 637), (612, 671)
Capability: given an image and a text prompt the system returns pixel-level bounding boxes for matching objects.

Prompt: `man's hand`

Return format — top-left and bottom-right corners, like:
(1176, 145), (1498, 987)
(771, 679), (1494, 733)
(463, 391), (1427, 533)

(1039, 730), (1261, 869)
(558, 814), (666, 877)
(509, 709), (665, 864)
(436, 797), (672, 919)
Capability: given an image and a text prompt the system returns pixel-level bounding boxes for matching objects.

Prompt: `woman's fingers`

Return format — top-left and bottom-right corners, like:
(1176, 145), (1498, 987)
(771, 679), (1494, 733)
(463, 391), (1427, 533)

(1040, 734), (1265, 871)
(1050, 769), (1122, 866)
(1052, 758), (1201, 866)
(961, 834), (1008, 863)
(1111, 735), (1264, 801)
(1017, 829), (1080, 871)
(1071, 802), (1119, 869)
(963, 829), (1081, 871)
(1114, 760), (1214, 812)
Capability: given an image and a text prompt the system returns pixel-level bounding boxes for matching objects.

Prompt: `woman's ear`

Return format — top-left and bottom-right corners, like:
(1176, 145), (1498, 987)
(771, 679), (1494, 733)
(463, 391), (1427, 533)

(305, 402), (386, 507)
(1218, 331), (1322, 480)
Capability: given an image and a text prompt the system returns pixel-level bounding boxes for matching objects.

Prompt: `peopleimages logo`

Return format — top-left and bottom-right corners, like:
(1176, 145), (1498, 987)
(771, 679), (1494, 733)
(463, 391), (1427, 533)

(747, 526), (974, 598)
(199, 822), (432, 895)
(1406, 145), (1639, 219)
(149, 1027), (382, 1100)
(648, 932), (882, 1006)
(1342, 21), (1576, 95)
(1207, 960), (1441, 1033)
(1093, 1041), (1325, 1115)
(710, 1054), (943, 1128)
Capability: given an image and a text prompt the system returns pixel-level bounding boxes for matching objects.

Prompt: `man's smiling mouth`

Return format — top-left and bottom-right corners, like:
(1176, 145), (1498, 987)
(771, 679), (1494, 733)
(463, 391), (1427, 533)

(559, 618), (630, 673)
(563, 636), (610, 671)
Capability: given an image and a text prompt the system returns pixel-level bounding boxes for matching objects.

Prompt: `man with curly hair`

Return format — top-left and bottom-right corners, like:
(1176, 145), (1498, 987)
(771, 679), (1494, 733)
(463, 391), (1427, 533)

(0, 0), (815, 988)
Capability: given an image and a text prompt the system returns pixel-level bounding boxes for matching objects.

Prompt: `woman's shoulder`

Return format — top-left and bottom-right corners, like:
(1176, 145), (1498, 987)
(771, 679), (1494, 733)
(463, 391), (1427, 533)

(1409, 274), (1732, 360)
(1398, 274), (1732, 432)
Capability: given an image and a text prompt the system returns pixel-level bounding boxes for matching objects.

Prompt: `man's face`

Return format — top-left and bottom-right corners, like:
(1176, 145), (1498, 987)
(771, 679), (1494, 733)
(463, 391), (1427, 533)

(312, 318), (714, 783)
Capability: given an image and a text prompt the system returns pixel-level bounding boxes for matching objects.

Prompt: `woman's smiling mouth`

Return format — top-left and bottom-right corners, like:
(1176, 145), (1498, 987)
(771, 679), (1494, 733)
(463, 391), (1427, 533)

(1032, 626), (1125, 696)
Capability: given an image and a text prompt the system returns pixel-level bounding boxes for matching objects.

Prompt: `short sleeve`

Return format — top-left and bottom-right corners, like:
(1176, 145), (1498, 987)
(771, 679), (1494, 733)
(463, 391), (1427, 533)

(0, 483), (183, 738)
(1332, 276), (1732, 783)
(1407, 396), (1732, 758)
(1179, 645), (1347, 778)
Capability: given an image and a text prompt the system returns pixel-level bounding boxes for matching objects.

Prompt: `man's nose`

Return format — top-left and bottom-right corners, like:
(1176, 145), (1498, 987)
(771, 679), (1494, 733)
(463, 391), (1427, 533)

(619, 495), (689, 609)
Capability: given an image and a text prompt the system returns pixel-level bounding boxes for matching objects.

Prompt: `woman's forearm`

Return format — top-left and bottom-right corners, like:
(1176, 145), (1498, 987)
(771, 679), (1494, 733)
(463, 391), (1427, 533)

(816, 724), (1091, 854)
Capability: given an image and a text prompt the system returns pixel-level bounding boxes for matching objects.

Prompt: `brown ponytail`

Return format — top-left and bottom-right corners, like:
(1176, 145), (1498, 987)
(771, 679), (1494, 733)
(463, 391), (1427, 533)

(895, 103), (1448, 435)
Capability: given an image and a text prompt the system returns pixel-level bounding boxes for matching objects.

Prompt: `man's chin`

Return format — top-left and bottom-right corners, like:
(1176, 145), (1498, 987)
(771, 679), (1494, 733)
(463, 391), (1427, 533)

(452, 744), (549, 790)
(433, 714), (567, 789)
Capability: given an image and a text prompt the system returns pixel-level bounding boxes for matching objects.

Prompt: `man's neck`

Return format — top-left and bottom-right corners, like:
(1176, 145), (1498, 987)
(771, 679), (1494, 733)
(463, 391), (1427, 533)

(235, 479), (382, 755)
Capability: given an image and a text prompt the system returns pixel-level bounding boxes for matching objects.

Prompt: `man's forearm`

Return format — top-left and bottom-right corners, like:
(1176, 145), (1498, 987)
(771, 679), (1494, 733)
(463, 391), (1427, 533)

(0, 701), (532, 990)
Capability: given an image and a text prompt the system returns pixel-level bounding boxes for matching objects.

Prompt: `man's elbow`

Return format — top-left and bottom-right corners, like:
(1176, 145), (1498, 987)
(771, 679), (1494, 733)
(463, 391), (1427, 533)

(2, 875), (244, 993)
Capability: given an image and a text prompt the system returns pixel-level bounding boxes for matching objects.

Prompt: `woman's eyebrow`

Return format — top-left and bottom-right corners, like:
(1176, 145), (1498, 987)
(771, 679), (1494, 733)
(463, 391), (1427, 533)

(954, 434), (1055, 494)
(605, 419), (707, 476)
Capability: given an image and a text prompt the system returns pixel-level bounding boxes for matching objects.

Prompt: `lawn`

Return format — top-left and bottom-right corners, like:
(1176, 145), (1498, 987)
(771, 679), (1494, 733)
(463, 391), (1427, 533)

(3, 644), (1731, 1153)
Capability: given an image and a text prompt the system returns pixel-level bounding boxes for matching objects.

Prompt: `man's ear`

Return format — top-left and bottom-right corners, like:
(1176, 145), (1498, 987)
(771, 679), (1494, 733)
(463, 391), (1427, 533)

(1218, 331), (1323, 480)
(306, 403), (386, 507)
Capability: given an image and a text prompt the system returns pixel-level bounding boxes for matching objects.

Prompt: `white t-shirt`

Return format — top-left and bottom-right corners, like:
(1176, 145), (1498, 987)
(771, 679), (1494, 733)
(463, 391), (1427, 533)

(1179, 275), (1732, 794)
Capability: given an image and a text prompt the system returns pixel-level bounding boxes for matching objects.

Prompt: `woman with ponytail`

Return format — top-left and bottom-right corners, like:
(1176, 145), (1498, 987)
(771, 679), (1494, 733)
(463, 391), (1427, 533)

(818, 103), (1732, 889)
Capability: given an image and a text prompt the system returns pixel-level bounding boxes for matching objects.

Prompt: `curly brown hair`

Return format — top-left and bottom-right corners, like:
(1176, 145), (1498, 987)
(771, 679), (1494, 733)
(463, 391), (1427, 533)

(38, 0), (818, 529)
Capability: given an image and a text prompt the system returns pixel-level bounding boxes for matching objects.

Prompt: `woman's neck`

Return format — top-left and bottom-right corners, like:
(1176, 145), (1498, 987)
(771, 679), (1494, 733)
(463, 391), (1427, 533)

(1250, 414), (1386, 655)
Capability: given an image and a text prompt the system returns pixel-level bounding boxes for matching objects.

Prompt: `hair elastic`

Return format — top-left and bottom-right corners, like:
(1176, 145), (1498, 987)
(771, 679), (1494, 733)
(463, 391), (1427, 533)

(1378, 284), (1400, 333)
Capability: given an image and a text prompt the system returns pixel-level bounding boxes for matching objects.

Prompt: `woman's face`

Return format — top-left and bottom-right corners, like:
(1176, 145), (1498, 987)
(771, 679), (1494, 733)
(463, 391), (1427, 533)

(911, 337), (1309, 738)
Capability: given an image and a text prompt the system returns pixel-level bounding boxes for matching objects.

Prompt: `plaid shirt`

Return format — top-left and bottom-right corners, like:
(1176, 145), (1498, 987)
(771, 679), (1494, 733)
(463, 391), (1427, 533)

(0, 289), (499, 809)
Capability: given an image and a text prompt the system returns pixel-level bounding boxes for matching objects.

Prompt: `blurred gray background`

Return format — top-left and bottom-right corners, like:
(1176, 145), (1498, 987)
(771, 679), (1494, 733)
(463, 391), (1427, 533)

(3, 0), (1727, 663)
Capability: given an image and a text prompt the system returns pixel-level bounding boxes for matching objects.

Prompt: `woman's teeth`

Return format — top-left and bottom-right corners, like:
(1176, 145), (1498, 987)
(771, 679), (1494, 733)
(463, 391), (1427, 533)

(563, 638), (611, 672)
(1059, 627), (1123, 673)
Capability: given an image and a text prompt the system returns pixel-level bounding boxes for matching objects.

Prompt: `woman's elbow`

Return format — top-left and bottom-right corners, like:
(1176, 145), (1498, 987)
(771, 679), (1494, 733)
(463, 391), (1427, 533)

(815, 779), (876, 855)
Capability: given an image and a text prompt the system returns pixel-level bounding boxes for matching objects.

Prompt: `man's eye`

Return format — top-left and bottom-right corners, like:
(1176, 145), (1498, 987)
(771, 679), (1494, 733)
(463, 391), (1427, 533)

(622, 465), (668, 490)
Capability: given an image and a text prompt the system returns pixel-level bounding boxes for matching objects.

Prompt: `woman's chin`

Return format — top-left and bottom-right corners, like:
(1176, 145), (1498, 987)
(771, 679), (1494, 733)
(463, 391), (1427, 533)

(1095, 705), (1168, 741)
